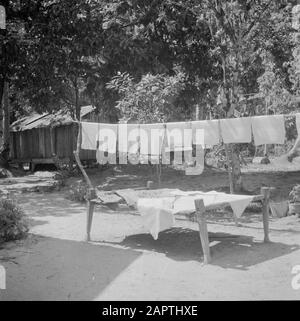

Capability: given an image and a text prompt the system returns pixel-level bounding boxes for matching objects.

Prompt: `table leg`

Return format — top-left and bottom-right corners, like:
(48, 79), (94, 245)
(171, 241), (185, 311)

(86, 189), (96, 242)
(86, 201), (95, 241)
(194, 199), (211, 264)
(261, 187), (271, 243)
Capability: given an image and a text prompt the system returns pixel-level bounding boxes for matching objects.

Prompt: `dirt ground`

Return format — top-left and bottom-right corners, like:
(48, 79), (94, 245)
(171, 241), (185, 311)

(1, 158), (300, 300)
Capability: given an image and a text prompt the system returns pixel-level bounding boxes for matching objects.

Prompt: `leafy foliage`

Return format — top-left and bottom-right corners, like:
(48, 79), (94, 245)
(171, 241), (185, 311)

(257, 51), (294, 113)
(66, 181), (89, 203)
(107, 71), (186, 122)
(12, 0), (106, 119)
(0, 198), (29, 243)
(196, 0), (296, 117)
(2, 0), (298, 121)
(289, 184), (300, 203)
(289, 4), (300, 99)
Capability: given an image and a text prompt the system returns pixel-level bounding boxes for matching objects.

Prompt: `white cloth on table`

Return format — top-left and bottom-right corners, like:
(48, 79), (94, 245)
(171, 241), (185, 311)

(137, 197), (175, 240)
(220, 117), (252, 144)
(81, 122), (99, 150)
(171, 191), (253, 218)
(165, 122), (192, 152)
(137, 190), (254, 240)
(251, 115), (285, 146)
(191, 120), (220, 147)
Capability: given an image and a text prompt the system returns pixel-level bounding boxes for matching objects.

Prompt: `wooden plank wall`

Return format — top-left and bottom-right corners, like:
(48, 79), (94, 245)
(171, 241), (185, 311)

(10, 123), (97, 162)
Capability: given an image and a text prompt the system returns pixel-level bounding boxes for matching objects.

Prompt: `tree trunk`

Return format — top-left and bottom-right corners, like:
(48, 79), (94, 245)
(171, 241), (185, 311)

(231, 144), (243, 192)
(74, 79), (80, 121)
(221, 57), (243, 193)
(226, 105), (243, 193)
(0, 78), (3, 107)
(227, 85), (243, 193)
(0, 3), (10, 169)
(0, 80), (10, 168)
(2, 81), (9, 145)
(224, 144), (234, 193)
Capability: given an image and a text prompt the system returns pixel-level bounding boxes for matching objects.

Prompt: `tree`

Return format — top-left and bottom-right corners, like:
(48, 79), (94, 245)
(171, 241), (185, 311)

(196, 0), (295, 192)
(257, 50), (293, 114)
(107, 71), (186, 122)
(5, 0), (214, 123)
(289, 3), (300, 99)
(99, 0), (214, 119)
(13, 0), (107, 120)
(0, 0), (53, 165)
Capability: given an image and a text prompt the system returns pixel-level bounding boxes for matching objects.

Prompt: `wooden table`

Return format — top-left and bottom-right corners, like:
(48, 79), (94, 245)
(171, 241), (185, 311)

(86, 187), (272, 264)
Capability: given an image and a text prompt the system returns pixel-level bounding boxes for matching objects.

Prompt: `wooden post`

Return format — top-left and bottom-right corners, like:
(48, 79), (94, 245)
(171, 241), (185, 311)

(73, 121), (97, 241)
(261, 187), (271, 242)
(2, 81), (10, 147)
(73, 122), (93, 189)
(224, 144), (240, 226)
(156, 164), (161, 187)
(224, 144), (234, 194)
(86, 188), (96, 241)
(194, 199), (211, 264)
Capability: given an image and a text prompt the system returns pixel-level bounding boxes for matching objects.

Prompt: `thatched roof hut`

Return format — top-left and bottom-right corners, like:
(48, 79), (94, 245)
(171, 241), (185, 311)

(10, 105), (104, 169)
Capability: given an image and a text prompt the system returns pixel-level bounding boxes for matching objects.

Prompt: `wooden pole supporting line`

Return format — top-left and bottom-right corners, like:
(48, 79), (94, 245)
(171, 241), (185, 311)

(73, 121), (96, 241)
(224, 144), (241, 227)
(73, 121), (94, 189)
(224, 144), (235, 196)
(194, 199), (211, 264)
(260, 187), (271, 243)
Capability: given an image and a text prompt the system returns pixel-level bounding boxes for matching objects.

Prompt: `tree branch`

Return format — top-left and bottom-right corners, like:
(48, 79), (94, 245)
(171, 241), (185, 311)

(242, 0), (273, 40)
(207, 0), (237, 43)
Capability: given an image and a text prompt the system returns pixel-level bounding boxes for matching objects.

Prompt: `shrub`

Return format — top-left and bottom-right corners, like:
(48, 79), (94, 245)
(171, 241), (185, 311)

(66, 181), (88, 203)
(0, 198), (29, 243)
(289, 185), (300, 203)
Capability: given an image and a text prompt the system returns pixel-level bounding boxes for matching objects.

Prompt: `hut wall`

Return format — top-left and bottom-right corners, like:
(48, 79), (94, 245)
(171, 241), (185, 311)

(10, 127), (52, 160)
(9, 110), (113, 162)
(10, 124), (97, 162)
(54, 125), (74, 158)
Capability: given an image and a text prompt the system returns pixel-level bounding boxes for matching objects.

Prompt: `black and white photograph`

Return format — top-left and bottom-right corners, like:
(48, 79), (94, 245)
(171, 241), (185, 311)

(0, 0), (300, 304)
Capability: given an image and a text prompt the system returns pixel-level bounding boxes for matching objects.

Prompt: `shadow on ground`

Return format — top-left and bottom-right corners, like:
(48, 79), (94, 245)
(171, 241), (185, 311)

(104, 227), (300, 270)
(0, 235), (141, 301)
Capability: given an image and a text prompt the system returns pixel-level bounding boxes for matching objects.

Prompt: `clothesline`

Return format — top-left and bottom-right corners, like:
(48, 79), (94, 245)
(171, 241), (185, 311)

(74, 111), (300, 125)
(80, 113), (300, 155)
